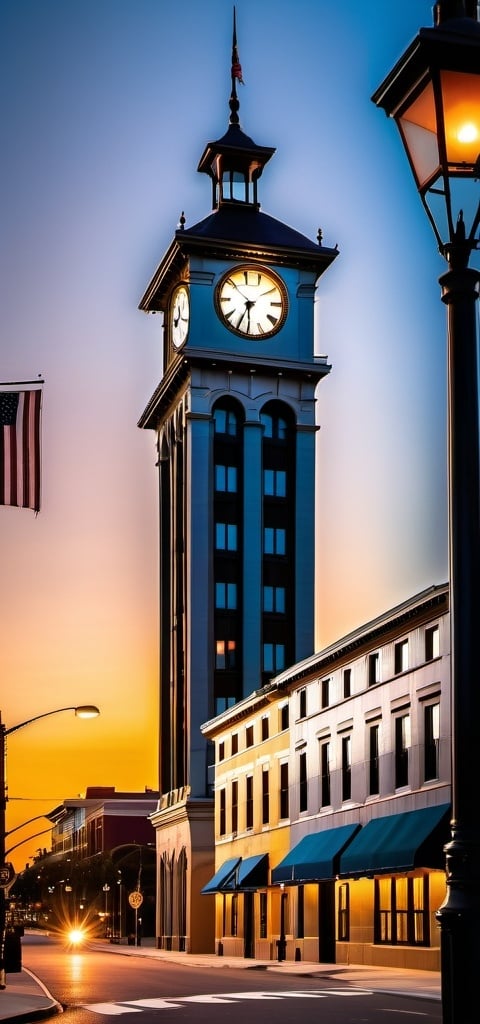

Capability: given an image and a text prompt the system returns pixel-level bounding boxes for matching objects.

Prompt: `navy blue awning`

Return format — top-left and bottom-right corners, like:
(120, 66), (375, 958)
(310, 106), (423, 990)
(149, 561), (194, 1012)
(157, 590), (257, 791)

(201, 857), (240, 894)
(339, 804), (450, 878)
(271, 823), (361, 885)
(237, 854), (269, 891)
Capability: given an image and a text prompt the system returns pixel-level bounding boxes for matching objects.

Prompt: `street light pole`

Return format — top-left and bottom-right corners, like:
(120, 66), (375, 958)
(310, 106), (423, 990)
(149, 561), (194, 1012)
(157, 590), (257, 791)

(0, 704), (100, 989)
(372, 3), (480, 1021)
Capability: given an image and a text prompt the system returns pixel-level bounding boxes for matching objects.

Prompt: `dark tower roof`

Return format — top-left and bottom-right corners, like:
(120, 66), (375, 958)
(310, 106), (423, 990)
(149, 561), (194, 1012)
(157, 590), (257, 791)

(139, 9), (338, 313)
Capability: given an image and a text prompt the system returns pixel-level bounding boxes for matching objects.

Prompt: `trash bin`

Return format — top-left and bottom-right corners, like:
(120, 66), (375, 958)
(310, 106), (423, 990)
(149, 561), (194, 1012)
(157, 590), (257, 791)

(5, 928), (22, 973)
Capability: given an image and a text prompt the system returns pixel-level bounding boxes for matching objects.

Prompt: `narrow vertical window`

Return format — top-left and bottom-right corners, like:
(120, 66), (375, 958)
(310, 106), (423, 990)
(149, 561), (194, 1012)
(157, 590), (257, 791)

(297, 885), (305, 939)
(394, 639), (409, 674)
(342, 734), (352, 801)
(395, 713), (410, 788)
(425, 625), (440, 661)
(231, 733), (238, 755)
(280, 762), (289, 819)
(280, 704), (289, 731)
(369, 722), (380, 795)
(261, 716), (269, 741)
(260, 892), (267, 939)
(424, 702), (440, 781)
(246, 774), (254, 829)
(299, 688), (307, 718)
(338, 883), (349, 941)
(343, 668), (351, 699)
(320, 740), (331, 807)
(369, 652), (380, 685)
(231, 780), (238, 833)
(245, 724), (254, 748)
(219, 789), (226, 836)
(321, 678), (330, 709)
(262, 767), (269, 825)
(299, 751), (308, 812)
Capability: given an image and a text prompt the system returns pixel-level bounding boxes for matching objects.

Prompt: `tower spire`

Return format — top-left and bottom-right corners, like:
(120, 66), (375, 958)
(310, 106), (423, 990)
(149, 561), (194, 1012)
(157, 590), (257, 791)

(229, 6), (244, 125)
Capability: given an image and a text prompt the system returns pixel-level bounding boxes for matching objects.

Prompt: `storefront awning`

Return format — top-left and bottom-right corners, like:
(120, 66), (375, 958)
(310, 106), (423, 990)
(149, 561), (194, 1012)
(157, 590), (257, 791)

(271, 823), (361, 884)
(201, 857), (240, 894)
(236, 853), (269, 891)
(339, 803), (450, 878)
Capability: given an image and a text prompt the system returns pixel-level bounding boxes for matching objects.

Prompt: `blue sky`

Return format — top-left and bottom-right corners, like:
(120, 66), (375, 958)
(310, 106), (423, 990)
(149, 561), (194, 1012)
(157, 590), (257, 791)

(0, 0), (453, 865)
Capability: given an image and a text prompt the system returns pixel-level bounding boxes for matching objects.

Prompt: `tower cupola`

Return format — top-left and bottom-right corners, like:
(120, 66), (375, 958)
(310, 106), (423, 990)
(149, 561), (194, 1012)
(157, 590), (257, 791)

(197, 9), (275, 210)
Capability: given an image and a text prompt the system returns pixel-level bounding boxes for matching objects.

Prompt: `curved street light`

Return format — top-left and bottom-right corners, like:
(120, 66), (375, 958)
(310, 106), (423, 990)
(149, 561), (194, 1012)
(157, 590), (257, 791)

(0, 703), (100, 988)
(372, 3), (479, 1022)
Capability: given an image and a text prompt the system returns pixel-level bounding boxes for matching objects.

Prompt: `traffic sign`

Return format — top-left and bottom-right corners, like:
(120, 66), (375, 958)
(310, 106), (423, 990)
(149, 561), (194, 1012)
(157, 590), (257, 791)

(0, 863), (15, 888)
(128, 891), (143, 909)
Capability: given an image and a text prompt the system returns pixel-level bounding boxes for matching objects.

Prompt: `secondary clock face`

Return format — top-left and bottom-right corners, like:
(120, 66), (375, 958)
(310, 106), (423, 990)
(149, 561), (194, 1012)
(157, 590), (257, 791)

(171, 285), (190, 348)
(216, 266), (288, 339)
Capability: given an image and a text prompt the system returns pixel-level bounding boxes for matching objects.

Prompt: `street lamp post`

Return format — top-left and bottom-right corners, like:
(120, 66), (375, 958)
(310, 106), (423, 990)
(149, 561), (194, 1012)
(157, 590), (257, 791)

(372, 3), (480, 1022)
(0, 704), (100, 988)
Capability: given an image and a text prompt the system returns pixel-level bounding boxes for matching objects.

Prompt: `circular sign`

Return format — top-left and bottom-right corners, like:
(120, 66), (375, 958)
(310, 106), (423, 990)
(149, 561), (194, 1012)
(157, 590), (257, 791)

(0, 862), (16, 888)
(128, 891), (143, 909)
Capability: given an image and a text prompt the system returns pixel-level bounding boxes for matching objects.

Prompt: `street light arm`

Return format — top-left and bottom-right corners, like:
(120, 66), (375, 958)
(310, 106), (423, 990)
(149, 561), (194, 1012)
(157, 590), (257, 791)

(5, 814), (50, 839)
(5, 826), (52, 858)
(4, 705), (100, 736)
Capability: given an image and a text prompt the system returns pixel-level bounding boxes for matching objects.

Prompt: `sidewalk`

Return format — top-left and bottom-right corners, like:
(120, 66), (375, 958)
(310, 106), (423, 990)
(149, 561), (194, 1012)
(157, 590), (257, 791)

(0, 937), (442, 1023)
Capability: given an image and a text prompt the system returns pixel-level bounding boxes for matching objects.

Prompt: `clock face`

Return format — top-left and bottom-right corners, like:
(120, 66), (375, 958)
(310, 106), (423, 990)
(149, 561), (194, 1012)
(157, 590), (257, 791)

(216, 266), (287, 339)
(171, 285), (190, 348)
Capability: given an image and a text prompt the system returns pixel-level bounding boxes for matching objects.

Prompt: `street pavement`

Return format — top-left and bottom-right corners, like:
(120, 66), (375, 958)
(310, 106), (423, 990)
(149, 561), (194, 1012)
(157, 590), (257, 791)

(0, 936), (442, 1022)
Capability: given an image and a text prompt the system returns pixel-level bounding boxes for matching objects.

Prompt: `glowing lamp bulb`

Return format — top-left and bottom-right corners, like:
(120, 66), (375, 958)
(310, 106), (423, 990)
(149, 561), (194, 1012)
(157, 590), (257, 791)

(457, 122), (478, 144)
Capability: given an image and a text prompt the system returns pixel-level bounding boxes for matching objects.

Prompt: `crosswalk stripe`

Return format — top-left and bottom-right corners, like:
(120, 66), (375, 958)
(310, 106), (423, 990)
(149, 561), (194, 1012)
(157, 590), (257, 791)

(81, 986), (373, 1016)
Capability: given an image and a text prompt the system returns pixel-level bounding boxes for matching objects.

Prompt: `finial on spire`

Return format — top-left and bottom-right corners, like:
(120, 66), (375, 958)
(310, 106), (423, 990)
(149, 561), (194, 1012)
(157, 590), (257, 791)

(229, 6), (244, 125)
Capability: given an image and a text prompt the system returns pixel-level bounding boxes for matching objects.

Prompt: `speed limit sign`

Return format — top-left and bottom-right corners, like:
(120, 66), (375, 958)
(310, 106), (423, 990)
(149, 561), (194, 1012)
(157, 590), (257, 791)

(128, 891), (143, 909)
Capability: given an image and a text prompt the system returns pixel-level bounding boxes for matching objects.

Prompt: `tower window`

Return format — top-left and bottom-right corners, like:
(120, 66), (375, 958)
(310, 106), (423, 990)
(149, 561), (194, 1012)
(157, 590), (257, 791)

(263, 585), (285, 613)
(264, 527), (286, 555)
(263, 643), (285, 673)
(215, 581), (237, 609)
(215, 523), (237, 550)
(215, 639), (236, 669)
(215, 464), (237, 492)
(214, 407), (237, 436)
(260, 411), (287, 439)
(264, 468), (286, 497)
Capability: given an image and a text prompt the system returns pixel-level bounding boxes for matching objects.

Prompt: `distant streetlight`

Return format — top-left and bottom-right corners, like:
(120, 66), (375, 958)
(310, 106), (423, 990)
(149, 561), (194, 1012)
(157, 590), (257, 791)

(372, 3), (480, 1022)
(0, 704), (100, 988)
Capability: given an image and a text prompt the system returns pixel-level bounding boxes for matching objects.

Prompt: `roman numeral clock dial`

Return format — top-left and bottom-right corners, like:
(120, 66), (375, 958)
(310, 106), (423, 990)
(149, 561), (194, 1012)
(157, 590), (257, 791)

(216, 266), (288, 339)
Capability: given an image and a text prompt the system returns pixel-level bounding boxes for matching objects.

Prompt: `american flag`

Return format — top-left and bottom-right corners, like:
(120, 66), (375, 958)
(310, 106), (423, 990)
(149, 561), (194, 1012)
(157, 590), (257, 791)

(0, 388), (42, 512)
(231, 7), (244, 84)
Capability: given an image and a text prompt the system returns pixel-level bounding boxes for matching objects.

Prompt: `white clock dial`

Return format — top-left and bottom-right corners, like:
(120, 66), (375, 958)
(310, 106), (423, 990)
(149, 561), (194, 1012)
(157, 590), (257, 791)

(171, 285), (190, 348)
(216, 266), (287, 338)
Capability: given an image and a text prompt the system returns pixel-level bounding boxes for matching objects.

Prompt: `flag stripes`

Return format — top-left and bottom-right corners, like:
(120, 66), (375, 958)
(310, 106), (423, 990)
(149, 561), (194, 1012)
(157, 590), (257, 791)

(0, 388), (42, 512)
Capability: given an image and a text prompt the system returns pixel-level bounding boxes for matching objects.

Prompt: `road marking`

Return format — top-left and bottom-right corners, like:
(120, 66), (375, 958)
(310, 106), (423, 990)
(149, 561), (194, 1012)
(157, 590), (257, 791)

(82, 987), (374, 1016)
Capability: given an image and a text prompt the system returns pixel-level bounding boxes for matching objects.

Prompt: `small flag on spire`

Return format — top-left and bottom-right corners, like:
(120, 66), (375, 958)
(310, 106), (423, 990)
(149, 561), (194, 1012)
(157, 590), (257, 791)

(232, 6), (244, 84)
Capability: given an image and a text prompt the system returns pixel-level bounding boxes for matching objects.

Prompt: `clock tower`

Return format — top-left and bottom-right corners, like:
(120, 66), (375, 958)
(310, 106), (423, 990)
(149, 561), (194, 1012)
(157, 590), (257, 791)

(139, 15), (338, 953)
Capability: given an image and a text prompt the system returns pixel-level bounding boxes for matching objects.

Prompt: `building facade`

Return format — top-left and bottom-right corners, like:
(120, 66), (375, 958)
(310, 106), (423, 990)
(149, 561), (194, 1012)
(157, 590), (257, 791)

(201, 584), (450, 971)
(139, 24), (337, 951)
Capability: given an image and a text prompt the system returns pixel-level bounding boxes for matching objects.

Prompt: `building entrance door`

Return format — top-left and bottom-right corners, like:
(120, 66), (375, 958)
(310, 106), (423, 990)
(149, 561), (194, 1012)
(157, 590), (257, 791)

(244, 893), (254, 958)
(318, 880), (336, 963)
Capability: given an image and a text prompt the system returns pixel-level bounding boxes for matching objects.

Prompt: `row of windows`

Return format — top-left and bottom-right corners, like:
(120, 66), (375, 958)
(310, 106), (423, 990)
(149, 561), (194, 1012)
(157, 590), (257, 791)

(222, 876), (429, 949)
(218, 761), (289, 835)
(294, 624), (441, 718)
(214, 639), (285, 672)
(213, 406), (288, 440)
(217, 701), (440, 830)
(215, 523), (287, 556)
(217, 704), (289, 761)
